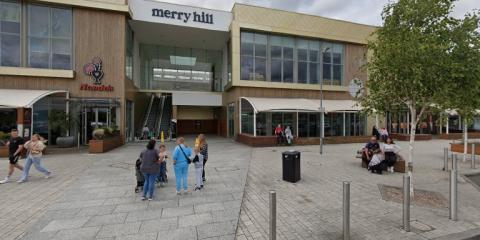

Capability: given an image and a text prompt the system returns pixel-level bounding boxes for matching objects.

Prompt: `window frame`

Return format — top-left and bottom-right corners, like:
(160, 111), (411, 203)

(0, 0), (22, 67)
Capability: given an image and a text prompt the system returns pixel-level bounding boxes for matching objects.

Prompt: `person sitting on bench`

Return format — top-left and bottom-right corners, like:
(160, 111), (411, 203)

(362, 136), (380, 167)
(381, 137), (401, 173)
(368, 147), (384, 174)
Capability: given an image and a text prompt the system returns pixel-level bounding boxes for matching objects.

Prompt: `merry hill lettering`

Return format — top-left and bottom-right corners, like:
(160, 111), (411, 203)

(151, 8), (214, 24)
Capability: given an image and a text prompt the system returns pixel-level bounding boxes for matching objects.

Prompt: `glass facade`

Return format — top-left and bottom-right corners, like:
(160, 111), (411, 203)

(0, 0), (21, 67)
(240, 30), (344, 85)
(0, 1), (72, 69)
(241, 99), (366, 137)
(28, 4), (72, 69)
(139, 44), (223, 92)
(125, 22), (134, 80)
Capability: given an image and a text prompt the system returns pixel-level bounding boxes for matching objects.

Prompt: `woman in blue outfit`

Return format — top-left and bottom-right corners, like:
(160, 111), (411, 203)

(172, 137), (192, 195)
(140, 140), (161, 201)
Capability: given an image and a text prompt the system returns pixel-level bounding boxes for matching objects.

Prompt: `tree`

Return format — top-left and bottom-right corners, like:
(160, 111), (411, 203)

(361, 0), (479, 192)
(441, 12), (480, 162)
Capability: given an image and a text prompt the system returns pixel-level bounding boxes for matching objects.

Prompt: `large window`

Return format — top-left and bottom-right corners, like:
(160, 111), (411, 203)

(241, 98), (254, 134)
(322, 43), (344, 85)
(241, 32), (266, 81)
(241, 30), (344, 85)
(0, 0), (21, 67)
(27, 4), (72, 69)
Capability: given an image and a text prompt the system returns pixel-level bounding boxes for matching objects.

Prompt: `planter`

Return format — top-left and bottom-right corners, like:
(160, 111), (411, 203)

(439, 132), (480, 140)
(390, 133), (432, 141)
(450, 143), (480, 155)
(56, 136), (76, 148)
(89, 135), (124, 153)
(0, 145), (8, 158)
(236, 134), (371, 147)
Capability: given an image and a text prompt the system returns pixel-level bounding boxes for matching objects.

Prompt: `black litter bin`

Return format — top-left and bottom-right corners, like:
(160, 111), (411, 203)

(282, 151), (301, 183)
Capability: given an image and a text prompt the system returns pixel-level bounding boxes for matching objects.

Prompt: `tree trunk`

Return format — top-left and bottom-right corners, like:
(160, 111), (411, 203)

(408, 106), (417, 196)
(463, 118), (468, 162)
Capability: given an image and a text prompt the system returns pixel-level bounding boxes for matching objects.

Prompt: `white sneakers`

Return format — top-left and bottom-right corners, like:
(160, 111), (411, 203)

(387, 167), (395, 173)
(0, 177), (10, 184)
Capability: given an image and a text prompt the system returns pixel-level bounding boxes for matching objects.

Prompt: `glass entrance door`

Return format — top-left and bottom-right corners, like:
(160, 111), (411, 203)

(227, 103), (235, 138)
(81, 107), (117, 144)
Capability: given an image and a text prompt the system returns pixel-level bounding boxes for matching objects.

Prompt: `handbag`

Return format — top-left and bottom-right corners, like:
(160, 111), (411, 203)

(178, 145), (192, 164)
(192, 155), (199, 163)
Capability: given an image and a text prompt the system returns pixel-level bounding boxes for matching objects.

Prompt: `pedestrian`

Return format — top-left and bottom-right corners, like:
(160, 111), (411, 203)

(284, 126), (293, 145)
(142, 125), (149, 140)
(0, 129), (25, 184)
(381, 137), (401, 173)
(198, 134), (208, 184)
(172, 137), (192, 195)
(192, 147), (204, 191)
(157, 144), (168, 187)
(139, 139), (161, 201)
(368, 147), (384, 174)
(18, 134), (51, 183)
(380, 127), (389, 142)
(275, 124), (283, 145)
(372, 126), (380, 140)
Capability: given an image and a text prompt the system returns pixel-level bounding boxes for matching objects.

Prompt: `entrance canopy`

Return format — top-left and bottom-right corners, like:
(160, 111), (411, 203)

(240, 97), (361, 113)
(0, 89), (68, 108)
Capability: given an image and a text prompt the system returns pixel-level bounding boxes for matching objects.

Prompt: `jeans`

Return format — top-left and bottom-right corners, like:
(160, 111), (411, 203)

(174, 164), (189, 192)
(142, 173), (158, 198)
(195, 167), (203, 188)
(20, 155), (50, 181)
(157, 161), (167, 183)
(384, 152), (397, 167)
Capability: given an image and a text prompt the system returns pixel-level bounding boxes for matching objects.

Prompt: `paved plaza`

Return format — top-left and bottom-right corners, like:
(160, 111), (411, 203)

(1, 138), (480, 240)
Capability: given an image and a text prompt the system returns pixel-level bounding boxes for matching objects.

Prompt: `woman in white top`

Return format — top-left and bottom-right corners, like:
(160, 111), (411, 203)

(284, 126), (293, 145)
(382, 137), (401, 173)
(18, 134), (51, 183)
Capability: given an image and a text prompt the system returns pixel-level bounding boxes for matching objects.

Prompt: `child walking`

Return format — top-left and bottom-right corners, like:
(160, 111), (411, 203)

(193, 148), (204, 191)
(157, 144), (168, 186)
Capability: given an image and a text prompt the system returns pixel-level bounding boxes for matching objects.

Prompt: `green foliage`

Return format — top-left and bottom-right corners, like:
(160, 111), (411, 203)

(48, 110), (79, 137)
(0, 131), (11, 146)
(92, 126), (120, 140)
(362, 0), (458, 115)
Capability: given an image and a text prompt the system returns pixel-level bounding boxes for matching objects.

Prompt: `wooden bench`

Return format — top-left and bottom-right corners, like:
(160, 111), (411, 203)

(356, 150), (406, 173)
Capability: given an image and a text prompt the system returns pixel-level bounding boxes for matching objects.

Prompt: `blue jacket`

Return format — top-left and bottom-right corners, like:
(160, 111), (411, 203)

(173, 144), (192, 166)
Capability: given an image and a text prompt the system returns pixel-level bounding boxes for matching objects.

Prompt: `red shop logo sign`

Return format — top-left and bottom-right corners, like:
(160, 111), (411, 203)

(81, 57), (114, 92)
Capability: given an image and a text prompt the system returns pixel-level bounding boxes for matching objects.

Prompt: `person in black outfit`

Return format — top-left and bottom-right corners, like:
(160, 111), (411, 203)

(372, 126), (380, 141)
(362, 136), (380, 168)
(0, 129), (25, 184)
(198, 134), (208, 185)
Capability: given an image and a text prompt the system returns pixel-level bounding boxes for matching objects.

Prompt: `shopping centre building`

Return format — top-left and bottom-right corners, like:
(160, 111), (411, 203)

(4, 0), (459, 146)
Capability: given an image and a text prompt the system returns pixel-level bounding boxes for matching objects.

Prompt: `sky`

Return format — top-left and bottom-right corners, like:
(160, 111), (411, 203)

(155, 0), (480, 26)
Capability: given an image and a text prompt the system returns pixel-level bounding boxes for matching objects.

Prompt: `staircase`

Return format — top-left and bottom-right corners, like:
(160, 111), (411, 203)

(142, 95), (161, 137)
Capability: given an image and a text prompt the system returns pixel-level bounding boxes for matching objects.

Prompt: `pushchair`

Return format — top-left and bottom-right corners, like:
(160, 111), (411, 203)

(134, 158), (144, 193)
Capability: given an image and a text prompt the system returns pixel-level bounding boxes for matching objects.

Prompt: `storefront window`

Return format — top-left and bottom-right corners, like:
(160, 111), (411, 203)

(0, 0), (21, 67)
(241, 98), (254, 134)
(27, 4), (72, 69)
(0, 109), (16, 133)
(256, 112), (267, 136)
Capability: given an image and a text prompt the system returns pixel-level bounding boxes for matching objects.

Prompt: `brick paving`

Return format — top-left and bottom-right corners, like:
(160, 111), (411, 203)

(236, 140), (480, 240)
(1, 137), (251, 240)
(3, 138), (480, 240)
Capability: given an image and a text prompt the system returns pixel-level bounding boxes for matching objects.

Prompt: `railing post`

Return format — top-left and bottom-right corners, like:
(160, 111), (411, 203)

(343, 181), (350, 240)
(443, 147), (448, 171)
(403, 175), (411, 232)
(269, 190), (276, 240)
(449, 170), (458, 221)
(472, 143), (476, 169)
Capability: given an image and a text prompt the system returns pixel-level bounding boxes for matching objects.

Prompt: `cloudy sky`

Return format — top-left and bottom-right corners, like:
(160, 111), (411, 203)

(156, 0), (479, 26)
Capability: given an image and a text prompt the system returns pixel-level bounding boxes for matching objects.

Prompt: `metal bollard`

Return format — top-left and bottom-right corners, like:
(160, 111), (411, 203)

(449, 170), (458, 221)
(443, 147), (448, 171)
(343, 182), (350, 240)
(403, 175), (411, 232)
(452, 153), (458, 171)
(472, 144), (476, 169)
(269, 190), (276, 240)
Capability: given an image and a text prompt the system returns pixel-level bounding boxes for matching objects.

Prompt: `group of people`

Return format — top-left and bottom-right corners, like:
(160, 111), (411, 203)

(274, 124), (294, 145)
(362, 135), (400, 174)
(0, 129), (51, 184)
(137, 134), (208, 200)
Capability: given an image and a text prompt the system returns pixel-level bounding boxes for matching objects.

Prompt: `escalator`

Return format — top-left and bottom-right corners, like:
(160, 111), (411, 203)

(141, 94), (172, 139)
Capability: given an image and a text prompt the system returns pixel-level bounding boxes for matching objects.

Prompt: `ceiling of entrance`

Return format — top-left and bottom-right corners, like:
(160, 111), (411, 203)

(130, 20), (230, 50)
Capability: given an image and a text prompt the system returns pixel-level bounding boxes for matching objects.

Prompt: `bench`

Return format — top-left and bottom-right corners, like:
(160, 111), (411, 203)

(356, 150), (406, 173)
